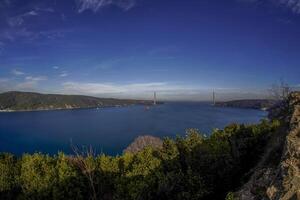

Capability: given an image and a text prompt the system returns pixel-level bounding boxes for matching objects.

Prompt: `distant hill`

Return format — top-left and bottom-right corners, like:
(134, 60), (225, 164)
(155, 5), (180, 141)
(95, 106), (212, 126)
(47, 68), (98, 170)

(215, 99), (278, 110)
(0, 91), (154, 111)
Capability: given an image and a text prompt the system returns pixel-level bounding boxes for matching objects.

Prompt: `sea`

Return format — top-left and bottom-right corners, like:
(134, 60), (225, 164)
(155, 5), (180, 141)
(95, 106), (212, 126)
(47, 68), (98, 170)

(0, 102), (267, 155)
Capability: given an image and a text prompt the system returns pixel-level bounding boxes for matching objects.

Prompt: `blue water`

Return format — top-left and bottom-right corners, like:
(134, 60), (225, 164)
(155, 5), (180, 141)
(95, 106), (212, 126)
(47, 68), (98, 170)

(0, 102), (267, 155)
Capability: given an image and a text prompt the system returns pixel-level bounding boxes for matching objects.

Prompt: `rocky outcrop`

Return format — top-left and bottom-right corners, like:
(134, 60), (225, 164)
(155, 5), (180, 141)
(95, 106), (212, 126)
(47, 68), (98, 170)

(235, 92), (300, 200)
(266, 92), (300, 200)
(124, 135), (163, 154)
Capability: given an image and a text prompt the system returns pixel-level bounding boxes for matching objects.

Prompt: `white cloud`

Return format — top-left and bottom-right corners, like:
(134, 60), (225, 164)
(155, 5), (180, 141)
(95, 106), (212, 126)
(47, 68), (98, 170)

(0, 75), (47, 92)
(59, 71), (68, 77)
(62, 81), (172, 95)
(76, 0), (136, 13)
(53, 66), (59, 69)
(60, 81), (270, 100)
(14, 76), (47, 91)
(15, 81), (37, 90)
(11, 69), (25, 76)
(25, 76), (47, 81)
(34, 7), (55, 13)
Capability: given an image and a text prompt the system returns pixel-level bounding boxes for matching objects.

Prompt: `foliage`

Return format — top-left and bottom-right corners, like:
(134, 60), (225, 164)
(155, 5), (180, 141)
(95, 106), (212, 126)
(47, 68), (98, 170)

(225, 192), (235, 200)
(0, 91), (152, 111)
(0, 120), (280, 200)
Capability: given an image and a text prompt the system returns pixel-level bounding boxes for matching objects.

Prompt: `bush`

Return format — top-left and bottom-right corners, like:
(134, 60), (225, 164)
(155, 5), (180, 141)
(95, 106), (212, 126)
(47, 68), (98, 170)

(0, 153), (20, 199)
(19, 153), (57, 199)
(0, 120), (280, 200)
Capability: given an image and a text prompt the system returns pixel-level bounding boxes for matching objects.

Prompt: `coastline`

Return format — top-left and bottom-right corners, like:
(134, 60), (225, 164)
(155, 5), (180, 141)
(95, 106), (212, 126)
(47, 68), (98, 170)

(0, 104), (152, 113)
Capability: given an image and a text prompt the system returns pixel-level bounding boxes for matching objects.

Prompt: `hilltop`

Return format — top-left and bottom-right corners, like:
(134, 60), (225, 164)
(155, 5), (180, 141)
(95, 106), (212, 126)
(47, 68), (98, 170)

(0, 91), (153, 111)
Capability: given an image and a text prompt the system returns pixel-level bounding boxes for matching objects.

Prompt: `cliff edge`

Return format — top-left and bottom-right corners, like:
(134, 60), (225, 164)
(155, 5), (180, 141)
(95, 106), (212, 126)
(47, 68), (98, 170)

(235, 92), (300, 200)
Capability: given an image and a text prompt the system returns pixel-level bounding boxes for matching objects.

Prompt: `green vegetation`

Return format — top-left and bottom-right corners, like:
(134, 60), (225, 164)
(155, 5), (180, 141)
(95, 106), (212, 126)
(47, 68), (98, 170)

(0, 91), (153, 111)
(0, 120), (280, 200)
(215, 99), (277, 110)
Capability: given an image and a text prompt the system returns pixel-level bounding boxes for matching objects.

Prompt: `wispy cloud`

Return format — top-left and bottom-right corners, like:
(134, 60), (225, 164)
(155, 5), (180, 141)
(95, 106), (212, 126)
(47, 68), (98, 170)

(7, 10), (38, 27)
(15, 81), (37, 91)
(148, 46), (179, 56)
(59, 71), (69, 77)
(15, 76), (48, 91)
(0, 74), (48, 92)
(25, 76), (47, 81)
(278, 0), (300, 14)
(60, 81), (269, 100)
(53, 66), (59, 70)
(6, 5), (56, 28)
(238, 0), (300, 14)
(0, 28), (33, 42)
(0, 28), (69, 45)
(62, 81), (171, 95)
(0, 77), (12, 92)
(0, 78), (9, 82)
(76, 0), (136, 13)
(0, 4), (62, 49)
(11, 69), (25, 76)
(94, 58), (123, 70)
(34, 7), (54, 13)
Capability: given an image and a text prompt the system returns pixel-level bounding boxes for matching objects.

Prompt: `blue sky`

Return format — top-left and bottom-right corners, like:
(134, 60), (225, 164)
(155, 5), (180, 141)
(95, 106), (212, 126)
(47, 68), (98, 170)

(0, 0), (299, 100)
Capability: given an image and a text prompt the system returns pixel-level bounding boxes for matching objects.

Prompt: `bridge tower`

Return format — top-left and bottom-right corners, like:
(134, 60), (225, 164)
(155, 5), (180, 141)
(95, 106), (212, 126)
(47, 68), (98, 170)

(154, 92), (157, 105)
(213, 90), (216, 105)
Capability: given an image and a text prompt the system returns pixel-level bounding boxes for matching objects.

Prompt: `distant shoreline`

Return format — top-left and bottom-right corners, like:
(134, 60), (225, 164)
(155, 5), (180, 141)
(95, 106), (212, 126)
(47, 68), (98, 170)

(0, 104), (155, 113)
(215, 99), (277, 111)
(0, 91), (157, 113)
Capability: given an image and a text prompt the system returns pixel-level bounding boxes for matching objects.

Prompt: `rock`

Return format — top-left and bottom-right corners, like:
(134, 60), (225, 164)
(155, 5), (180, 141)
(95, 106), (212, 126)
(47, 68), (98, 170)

(266, 93), (300, 200)
(124, 135), (163, 154)
(235, 92), (300, 200)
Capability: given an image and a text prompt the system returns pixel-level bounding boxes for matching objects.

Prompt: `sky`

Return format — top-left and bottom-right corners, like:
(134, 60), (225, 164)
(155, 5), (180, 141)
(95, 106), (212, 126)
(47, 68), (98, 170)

(0, 0), (299, 101)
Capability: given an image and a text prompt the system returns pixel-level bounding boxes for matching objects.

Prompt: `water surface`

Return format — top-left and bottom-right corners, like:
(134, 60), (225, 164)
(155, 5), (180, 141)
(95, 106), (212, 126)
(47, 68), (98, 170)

(0, 102), (267, 155)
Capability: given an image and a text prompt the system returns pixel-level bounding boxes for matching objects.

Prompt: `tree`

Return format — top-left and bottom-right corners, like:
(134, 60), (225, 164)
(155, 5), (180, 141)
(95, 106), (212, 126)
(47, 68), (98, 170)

(71, 145), (98, 200)
(270, 79), (291, 100)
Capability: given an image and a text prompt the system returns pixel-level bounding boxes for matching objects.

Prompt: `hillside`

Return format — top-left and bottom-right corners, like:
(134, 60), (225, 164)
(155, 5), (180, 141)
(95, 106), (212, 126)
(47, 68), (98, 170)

(234, 92), (300, 199)
(215, 99), (278, 110)
(0, 91), (153, 111)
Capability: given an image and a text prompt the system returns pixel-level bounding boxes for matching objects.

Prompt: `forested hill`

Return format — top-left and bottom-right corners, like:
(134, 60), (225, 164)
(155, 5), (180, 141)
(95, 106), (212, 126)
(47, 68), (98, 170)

(215, 99), (277, 110)
(0, 91), (153, 111)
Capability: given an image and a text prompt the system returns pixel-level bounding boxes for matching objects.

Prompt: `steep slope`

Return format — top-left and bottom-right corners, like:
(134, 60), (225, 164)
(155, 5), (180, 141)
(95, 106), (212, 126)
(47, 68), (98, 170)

(234, 92), (300, 200)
